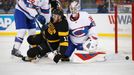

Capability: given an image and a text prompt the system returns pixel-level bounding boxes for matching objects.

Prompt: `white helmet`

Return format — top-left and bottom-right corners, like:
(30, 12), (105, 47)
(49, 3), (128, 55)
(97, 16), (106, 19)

(69, 1), (80, 14)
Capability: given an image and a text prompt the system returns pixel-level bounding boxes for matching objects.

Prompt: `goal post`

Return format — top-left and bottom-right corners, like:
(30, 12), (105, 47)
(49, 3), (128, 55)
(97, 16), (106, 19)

(114, 2), (134, 61)
(130, 2), (134, 61)
(114, 5), (118, 54)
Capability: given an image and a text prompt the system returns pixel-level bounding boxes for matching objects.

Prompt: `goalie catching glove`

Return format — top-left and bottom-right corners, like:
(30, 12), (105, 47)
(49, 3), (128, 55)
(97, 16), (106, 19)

(83, 36), (98, 53)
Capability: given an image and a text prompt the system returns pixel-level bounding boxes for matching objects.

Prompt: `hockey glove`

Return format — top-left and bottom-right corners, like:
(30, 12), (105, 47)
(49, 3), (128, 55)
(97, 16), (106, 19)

(36, 15), (46, 25)
(47, 52), (62, 63)
(53, 54), (62, 63)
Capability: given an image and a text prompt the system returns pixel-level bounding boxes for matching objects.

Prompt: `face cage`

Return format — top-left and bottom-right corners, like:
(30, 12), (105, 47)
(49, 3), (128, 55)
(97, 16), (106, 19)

(70, 5), (80, 14)
(70, 8), (77, 14)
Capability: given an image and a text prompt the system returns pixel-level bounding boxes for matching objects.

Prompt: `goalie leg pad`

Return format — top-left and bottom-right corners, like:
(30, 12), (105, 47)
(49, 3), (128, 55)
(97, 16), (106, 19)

(71, 50), (106, 63)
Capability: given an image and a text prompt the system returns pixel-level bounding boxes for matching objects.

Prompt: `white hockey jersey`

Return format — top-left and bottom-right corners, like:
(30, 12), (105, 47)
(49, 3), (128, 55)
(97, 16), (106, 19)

(67, 11), (97, 45)
(15, 0), (51, 23)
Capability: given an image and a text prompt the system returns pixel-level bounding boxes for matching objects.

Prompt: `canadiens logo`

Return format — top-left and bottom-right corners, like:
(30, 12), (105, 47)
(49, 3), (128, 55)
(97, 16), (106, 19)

(71, 27), (88, 37)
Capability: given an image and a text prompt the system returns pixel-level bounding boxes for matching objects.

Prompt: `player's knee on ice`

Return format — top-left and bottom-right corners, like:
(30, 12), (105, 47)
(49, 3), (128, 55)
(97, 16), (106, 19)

(27, 47), (40, 58)
(27, 34), (43, 45)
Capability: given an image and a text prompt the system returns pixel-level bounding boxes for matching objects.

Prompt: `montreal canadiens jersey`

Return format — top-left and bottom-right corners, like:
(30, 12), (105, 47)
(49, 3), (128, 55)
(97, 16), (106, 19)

(15, 0), (51, 22)
(67, 11), (96, 45)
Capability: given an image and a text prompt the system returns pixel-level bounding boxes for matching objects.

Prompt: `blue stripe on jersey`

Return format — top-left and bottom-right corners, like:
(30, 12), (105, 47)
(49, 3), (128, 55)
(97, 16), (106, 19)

(15, 37), (23, 43)
(14, 9), (36, 29)
(40, 8), (50, 14)
(23, 0), (29, 7)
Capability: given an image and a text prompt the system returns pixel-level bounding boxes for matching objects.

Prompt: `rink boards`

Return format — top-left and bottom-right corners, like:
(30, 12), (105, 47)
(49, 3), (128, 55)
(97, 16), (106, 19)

(0, 14), (132, 37)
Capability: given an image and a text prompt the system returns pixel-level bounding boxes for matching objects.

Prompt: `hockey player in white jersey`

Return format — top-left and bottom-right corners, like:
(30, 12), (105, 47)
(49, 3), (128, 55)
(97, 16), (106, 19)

(63, 1), (100, 62)
(11, 0), (51, 57)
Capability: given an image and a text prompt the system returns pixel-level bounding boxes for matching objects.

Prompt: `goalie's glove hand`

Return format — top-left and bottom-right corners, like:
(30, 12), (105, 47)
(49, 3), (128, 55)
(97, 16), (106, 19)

(36, 15), (46, 25)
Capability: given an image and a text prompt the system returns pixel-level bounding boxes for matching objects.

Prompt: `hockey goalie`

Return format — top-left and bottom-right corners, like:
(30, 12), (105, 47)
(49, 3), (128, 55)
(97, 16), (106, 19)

(63, 1), (106, 63)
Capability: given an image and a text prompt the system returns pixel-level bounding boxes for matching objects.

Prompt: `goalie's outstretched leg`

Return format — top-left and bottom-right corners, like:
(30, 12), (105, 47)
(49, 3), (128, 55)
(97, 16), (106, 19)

(71, 50), (106, 63)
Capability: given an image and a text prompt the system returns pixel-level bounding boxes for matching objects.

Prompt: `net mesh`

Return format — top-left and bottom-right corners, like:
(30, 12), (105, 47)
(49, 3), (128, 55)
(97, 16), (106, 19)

(116, 4), (132, 57)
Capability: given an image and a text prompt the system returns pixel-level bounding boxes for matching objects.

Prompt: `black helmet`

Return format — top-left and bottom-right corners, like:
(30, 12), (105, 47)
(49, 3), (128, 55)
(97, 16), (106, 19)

(52, 9), (64, 16)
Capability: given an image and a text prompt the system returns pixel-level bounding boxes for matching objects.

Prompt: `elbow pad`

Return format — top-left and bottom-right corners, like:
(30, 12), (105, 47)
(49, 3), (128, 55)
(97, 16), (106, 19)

(36, 15), (46, 25)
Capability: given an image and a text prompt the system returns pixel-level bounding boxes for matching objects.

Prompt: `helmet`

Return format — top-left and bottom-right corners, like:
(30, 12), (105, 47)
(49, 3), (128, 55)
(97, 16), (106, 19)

(52, 9), (63, 16)
(69, 1), (80, 14)
(51, 9), (64, 23)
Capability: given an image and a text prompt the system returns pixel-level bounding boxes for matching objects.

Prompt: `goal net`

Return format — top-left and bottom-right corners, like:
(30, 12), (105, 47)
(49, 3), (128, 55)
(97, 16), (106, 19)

(114, 3), (134, 61)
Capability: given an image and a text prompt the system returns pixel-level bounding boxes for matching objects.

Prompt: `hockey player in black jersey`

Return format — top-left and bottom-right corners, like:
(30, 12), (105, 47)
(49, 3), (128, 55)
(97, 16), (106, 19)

(22, 9), (69, 63)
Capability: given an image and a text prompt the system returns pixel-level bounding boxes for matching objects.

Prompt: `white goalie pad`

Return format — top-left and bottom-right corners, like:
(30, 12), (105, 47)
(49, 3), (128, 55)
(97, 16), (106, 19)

(83, 39), (98, 53)
(70, 50), (106, 63)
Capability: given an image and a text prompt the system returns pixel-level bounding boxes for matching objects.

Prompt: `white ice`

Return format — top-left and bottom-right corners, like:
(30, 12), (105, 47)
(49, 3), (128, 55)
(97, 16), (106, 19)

(0, 36), (134, 75)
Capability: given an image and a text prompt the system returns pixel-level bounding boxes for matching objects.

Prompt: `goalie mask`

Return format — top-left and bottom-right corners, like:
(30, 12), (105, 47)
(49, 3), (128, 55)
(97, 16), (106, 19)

(69, 1), (80, 14)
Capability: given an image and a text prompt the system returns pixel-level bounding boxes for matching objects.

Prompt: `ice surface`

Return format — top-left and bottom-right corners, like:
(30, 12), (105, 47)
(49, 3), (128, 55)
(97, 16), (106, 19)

(0, 36), (134, 75)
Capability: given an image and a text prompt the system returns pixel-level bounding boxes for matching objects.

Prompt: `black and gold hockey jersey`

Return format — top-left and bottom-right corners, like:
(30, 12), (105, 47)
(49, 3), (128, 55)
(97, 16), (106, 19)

(42, 16), (69, 55)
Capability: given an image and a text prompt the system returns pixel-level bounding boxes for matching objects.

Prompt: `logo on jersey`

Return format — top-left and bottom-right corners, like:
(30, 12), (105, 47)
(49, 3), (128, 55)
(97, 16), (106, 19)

(48, 22), (56, 35)
(71, 27), (88, 37)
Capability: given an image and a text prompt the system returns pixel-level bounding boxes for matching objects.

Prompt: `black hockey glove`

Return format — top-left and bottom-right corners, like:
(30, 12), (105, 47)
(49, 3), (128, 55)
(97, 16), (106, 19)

(53, 54), (62, 63)
(36, 15), (46, 25)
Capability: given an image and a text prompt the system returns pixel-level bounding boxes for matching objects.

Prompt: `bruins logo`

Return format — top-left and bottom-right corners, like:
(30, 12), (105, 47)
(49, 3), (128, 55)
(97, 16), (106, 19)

(48, 22), (56, 35)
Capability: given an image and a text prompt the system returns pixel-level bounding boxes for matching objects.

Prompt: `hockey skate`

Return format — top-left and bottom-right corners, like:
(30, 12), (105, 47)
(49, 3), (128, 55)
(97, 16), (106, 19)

(22, 56), (37, 62)
(11, 48), (23, 58)
(61, 56), (70, 62)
